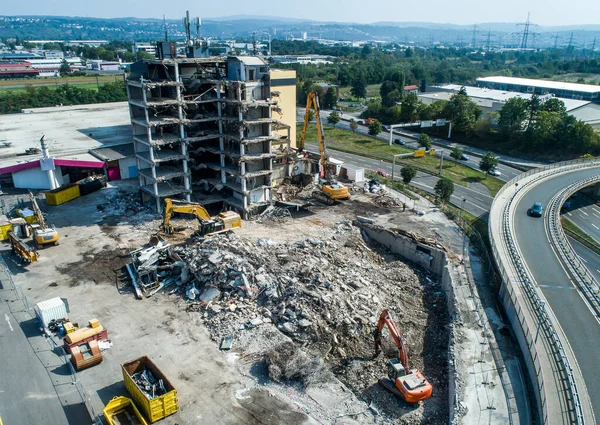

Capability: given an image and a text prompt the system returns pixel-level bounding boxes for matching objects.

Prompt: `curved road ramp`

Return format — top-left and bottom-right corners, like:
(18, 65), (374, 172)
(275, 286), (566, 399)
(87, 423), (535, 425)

(489, 158), (600, 425)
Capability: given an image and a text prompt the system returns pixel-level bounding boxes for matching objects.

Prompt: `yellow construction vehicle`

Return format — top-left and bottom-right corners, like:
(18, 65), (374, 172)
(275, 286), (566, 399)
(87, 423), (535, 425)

(8, 231), (39, 264)
(162, 198), (242, 236)
(28, 191), (59, 248)
(300, 91), (350, 205)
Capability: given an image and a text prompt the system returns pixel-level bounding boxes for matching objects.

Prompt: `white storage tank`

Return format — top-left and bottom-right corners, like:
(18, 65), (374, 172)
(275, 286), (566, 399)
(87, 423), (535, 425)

(34, 297), (69, 328)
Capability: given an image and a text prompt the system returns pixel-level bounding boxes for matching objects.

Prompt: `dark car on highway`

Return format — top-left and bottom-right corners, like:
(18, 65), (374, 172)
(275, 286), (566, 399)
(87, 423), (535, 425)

(394, 138), (405, 145)
(527, 202), (543, 217)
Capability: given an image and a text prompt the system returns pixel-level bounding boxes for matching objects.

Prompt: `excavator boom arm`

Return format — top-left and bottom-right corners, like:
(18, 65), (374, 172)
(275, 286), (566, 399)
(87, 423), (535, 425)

(299, 91), (329, 179)
(163, 198), (214, 232)
(374, 309), (409, 370)
(29, 191), (46, 229)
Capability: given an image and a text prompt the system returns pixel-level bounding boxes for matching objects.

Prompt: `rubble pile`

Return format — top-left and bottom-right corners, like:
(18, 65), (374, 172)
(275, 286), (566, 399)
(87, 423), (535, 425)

(128, 220), (449, 423)
(254, 205), (292, 223)
(98, 189), (153, 218)
(372, 191), (403, 208)
(364, 179), (385, 193)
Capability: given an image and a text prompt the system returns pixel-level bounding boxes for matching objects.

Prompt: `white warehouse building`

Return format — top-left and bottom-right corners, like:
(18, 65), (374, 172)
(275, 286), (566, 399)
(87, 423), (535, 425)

(419, 84), (600, 128)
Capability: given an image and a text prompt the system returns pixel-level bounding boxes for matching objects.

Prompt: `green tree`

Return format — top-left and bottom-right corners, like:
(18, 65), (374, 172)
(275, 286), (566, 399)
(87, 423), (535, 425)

(479, 152), (499, 177)
(351, 77), (367, 100)
(349, 119), (359, 132)
(450, 146), (463, 160)
(526, 94), (542, 130)
(368, 120), (382, 136)
(540, 98), (567, 115)
(401, 165), (417, 184)
(445, 86), (482, 133)
(327, 110), (341, 127)
(434, 178), (454, 203)
(499, 97), (528, 135)
(399, 93), (420, 122)
(419, 133), (432, 150)
(59, 59), (71, 76)
(322, 87), (338, 109)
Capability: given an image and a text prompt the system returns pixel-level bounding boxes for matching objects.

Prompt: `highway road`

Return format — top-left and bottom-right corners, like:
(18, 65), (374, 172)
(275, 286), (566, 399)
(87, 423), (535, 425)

(513, 168), (600, 422)
(570, 237), (600, 283)
(563, 191), (600, 245)
(301, 107), (530, 182)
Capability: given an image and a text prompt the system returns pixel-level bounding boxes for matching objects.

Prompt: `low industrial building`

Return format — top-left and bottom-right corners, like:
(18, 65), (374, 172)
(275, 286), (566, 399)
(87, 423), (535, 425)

(90, 144), (138, 181)
(420, 84), (600, 127)
(0, 154), (105, 190)
(0, 62), (39, 79)
(125, 56), (296, 216)
(476, 76), (600, 103)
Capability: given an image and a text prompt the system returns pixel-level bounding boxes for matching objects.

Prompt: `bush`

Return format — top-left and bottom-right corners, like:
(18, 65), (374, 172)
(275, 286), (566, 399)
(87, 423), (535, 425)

(401, 165), (417, 184)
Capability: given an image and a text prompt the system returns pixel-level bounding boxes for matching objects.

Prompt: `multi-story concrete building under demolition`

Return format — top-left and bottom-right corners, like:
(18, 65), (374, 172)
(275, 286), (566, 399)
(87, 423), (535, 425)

(125, 56), (296, 217)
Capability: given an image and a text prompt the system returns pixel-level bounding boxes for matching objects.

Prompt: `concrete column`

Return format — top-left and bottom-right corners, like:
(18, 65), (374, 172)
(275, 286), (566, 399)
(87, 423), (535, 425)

(174, 64), (191, 201)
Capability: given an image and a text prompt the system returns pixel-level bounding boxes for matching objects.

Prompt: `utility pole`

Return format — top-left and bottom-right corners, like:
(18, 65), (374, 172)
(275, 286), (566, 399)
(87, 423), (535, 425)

(163, 15), (168, 41)
(439, 150), (444, 176)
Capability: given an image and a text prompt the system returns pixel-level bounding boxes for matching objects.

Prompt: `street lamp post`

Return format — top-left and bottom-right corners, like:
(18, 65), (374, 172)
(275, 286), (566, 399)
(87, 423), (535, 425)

(461, 198), (467, 259)
(439, 150), (444, 176)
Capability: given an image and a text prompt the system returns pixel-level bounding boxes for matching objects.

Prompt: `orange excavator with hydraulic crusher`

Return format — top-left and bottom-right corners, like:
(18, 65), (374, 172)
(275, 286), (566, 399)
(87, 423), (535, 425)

(374, 309), (433, 403)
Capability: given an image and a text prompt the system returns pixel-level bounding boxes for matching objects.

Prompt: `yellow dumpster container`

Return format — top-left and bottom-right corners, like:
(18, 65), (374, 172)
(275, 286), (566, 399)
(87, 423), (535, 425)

(103, 396), (148, 425)
(45, 184), (81, 206)
(0, 215), (13, 242)
(122, 356), (178, 423)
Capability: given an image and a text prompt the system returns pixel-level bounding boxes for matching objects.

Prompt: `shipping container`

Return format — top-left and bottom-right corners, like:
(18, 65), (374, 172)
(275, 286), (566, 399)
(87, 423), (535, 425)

(34, 297), (69, 328)
(122, 356), (178, 423)
(103, 396), (148, 425)
(45, 184), (81, 206)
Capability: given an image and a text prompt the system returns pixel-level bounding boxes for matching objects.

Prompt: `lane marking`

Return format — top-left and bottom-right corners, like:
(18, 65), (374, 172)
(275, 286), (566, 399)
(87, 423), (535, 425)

(592, 212), (600, 219)
(580, 210), (589, 216)
(592, 223), (600, 230)
(580, 256), (588, 263)
(4, 314), (13, 332)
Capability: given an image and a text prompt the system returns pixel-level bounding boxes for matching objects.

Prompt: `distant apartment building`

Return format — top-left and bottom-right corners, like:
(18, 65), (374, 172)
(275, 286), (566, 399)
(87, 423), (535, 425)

(125, 56), (296, 216)
(44, 50), (64, 59)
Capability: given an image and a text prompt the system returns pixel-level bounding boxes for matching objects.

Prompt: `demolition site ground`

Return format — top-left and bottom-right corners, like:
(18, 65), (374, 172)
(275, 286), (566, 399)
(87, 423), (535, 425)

(1, 181), (460, 425)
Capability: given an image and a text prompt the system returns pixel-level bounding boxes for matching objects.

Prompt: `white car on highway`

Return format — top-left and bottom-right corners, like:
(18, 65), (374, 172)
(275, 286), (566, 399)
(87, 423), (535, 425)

(487, 168), (501, 176)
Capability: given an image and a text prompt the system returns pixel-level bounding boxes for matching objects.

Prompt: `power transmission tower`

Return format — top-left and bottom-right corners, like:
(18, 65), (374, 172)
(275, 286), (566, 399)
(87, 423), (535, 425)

(520, 13), (531, 49)
(472, 24), (478, 49)
(515, 13), (538, 50)
(553, 34), (559, 49)
(486, 30), (492, 51)
(591, 38), (597, 58)
(567, 32), (574, 51)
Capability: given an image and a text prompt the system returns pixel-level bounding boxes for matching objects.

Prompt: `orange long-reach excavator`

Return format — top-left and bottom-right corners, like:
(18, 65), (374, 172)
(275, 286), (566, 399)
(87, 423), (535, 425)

(374, 309), (433, 403)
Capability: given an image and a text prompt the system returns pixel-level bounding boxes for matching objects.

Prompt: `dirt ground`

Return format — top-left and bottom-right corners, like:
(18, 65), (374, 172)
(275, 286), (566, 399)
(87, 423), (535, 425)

(1, 181), (462, 425)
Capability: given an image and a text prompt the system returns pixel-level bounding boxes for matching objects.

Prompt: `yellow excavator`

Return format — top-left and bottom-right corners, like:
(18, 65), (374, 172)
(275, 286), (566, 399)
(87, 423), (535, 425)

(162, 198), (242, 236)
(8, 231), (39, 264)
(29, 191), (59, 248)
(299, 91), (350, 205)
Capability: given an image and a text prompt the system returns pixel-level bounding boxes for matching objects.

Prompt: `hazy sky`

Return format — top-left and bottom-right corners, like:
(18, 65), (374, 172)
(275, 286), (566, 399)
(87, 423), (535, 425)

(3, 0), (600, 26)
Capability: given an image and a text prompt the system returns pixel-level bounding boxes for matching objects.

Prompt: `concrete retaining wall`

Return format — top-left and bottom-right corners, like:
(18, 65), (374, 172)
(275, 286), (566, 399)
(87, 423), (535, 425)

(356, 222), (457, 423)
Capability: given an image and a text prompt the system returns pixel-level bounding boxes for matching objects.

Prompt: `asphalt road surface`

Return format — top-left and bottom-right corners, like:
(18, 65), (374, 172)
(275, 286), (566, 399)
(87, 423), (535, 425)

(513, 168), (600, 422)
(563, 192), (600, 245)
(305, 142), (493, 219)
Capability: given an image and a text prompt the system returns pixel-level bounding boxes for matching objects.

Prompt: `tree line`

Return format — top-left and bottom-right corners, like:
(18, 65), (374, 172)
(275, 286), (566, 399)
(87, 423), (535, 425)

(0, 82), (128, 114)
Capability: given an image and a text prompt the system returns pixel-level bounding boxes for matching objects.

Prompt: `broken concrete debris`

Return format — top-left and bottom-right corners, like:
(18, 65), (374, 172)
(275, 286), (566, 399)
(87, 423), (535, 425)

(126, 220), (449, 424)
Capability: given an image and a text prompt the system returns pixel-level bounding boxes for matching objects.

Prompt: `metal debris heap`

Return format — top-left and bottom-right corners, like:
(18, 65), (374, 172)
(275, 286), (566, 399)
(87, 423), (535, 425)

(132, 369), (167, 399)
